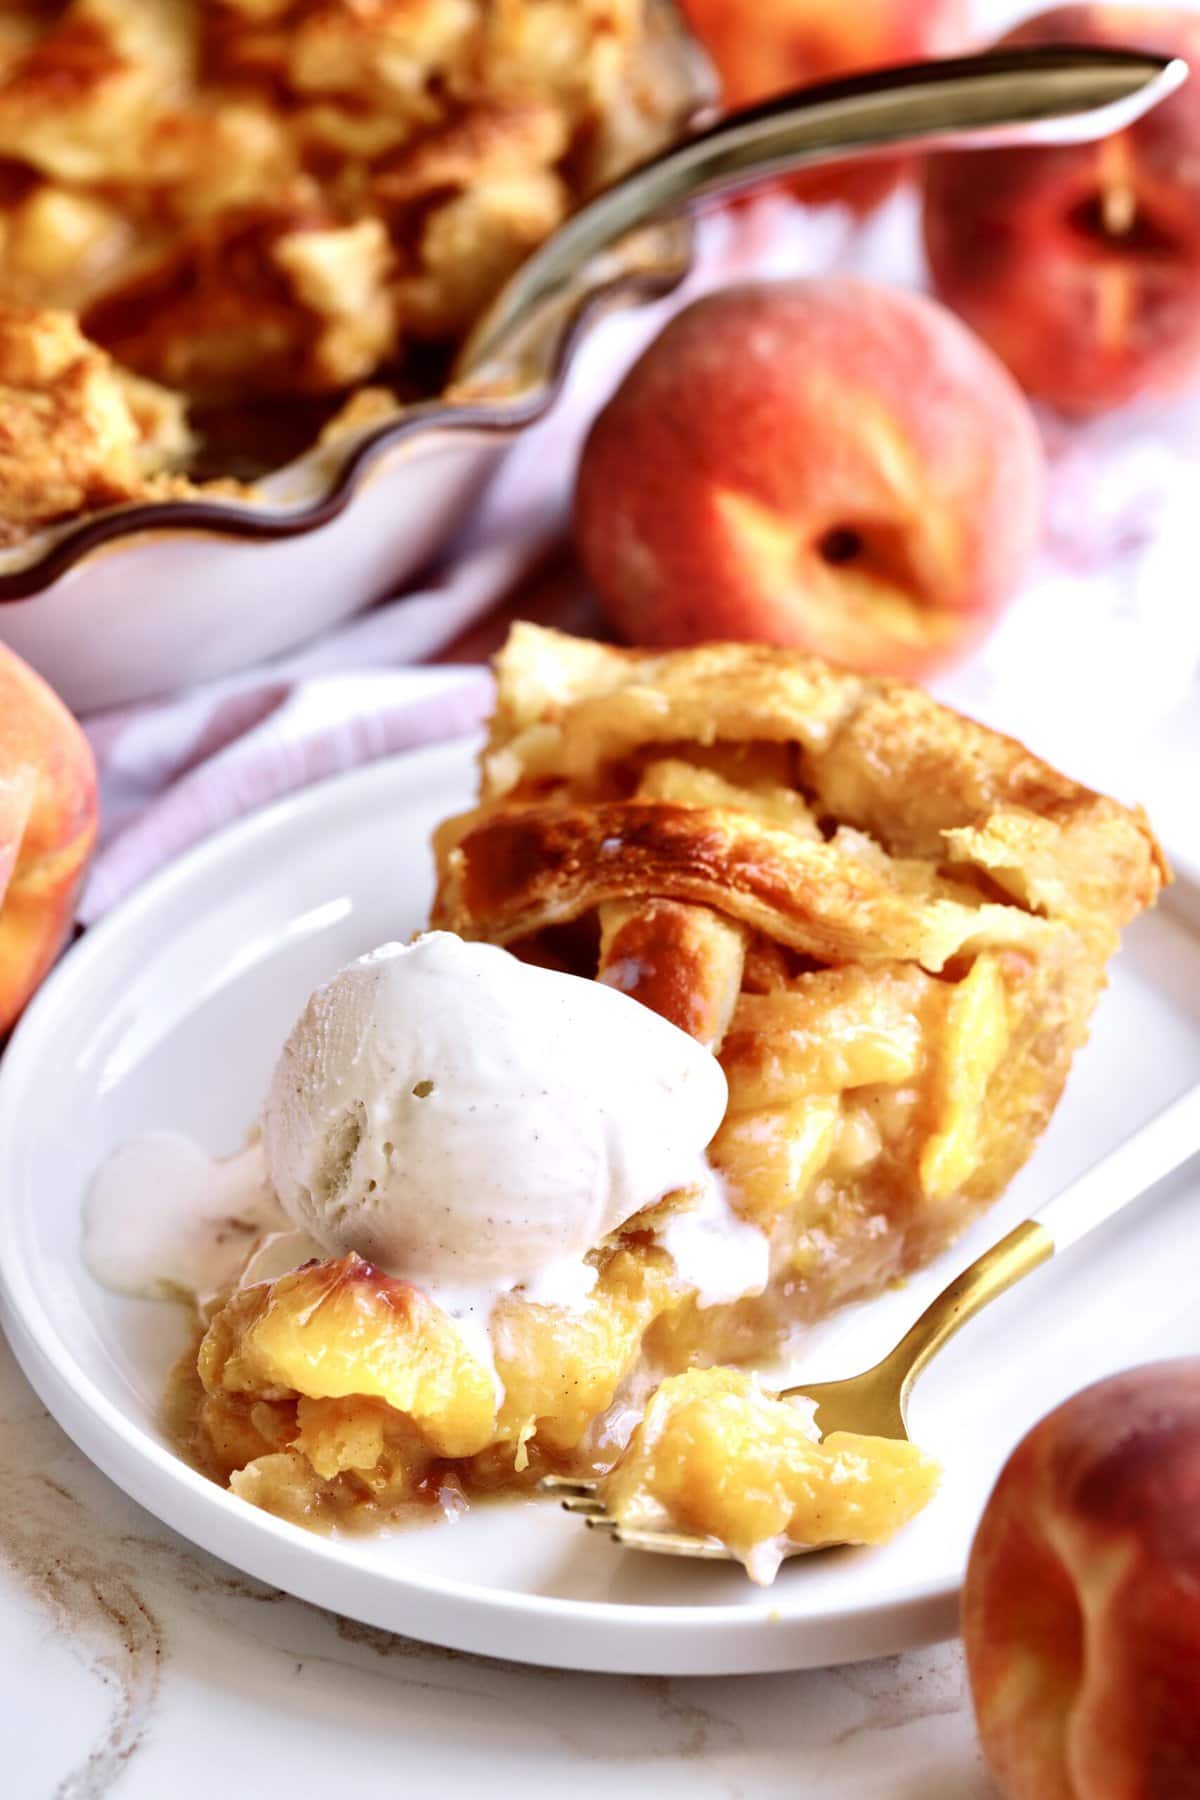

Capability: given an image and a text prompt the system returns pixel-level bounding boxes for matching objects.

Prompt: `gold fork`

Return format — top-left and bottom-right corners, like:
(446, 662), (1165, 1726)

(544, 1082), (1200, 1565)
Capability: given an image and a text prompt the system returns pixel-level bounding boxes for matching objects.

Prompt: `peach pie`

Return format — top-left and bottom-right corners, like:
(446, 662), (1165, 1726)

(0, 0), (693, 540)
(178, 625), (1165, 1545)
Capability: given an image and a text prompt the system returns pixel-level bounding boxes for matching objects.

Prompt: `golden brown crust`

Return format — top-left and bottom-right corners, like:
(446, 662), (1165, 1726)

(434, 623), (1165, 1368)
(435, 798), (1053, 970)
(0, 305), (192, 540)
(481, 624), (1167, 924)
(82, 204), (395, 398)
(597, 899), (747, 1049)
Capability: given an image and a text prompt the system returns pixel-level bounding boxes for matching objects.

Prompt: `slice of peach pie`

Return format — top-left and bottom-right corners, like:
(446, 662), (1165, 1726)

(183, 624), (1165, 1550)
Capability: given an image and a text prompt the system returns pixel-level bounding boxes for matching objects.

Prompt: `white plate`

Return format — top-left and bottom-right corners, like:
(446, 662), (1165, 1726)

(1, 741), (1198, 1677)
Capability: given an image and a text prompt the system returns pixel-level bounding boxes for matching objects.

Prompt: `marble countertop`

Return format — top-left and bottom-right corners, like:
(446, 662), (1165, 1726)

(0, 1331), (994, 1799)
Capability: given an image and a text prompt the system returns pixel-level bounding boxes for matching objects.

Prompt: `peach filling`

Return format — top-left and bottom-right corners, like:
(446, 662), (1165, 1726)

(602, 1366), (940, 1584)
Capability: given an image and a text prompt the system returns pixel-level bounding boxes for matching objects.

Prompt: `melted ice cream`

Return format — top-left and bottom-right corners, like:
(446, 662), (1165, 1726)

(84, 936), (769, 1380)
(83, 1135), (286, 1305)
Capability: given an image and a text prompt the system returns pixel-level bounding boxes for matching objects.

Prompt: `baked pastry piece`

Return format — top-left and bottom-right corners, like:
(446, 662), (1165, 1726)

(0, 306), (194, 543)
(185, 625), (1164, 1529)
(433, 625), (1166, 1360)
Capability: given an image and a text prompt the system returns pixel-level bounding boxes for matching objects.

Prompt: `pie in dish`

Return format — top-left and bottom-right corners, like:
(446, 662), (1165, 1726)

(0, 0), (694, 541)
(177, 625), (1166, 1544)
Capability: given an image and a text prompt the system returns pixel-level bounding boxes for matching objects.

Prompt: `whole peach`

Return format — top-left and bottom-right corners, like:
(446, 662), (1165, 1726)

(0, 643), (97, 1034)
(680, 0), (969, 212)
(963, 1361), (1200, 1800)
(573, 278), (1044, 678)
(923, 6), (1200, 416)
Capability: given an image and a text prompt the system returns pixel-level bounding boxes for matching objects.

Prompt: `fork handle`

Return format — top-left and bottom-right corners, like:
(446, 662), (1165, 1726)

(1032, 1079), (1200, 1252)
(868, 1081), (1200, 1405)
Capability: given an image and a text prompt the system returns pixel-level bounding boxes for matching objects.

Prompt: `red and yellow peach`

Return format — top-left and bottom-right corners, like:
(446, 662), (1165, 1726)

(924, 6), (1200, 416)
(964, 1360), (1200, 1800)
(0, 643), (97, 1033)
(574, 278), (1044, 679)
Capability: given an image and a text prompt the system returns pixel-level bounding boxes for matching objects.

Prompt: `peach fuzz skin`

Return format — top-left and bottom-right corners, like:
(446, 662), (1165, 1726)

(574, 279), (1044, 680)
(679, 0), (969, 213)
(924, 7), (1200, 417)
(963, 1361), (1200, 1800)
(0, 644), (97, 1035)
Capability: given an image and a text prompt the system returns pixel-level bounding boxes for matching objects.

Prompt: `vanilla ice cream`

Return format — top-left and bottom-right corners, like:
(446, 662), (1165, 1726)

(259, 932), (730, 1292)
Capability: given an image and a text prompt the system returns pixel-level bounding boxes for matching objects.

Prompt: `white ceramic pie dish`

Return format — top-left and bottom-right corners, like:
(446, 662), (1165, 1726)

(0, 45), (1179, 713)
(0, 0), (708, 716)
(0, 236), (694, 717)
(0, 740), (1197, 1676)
(0, 404), (533, 715)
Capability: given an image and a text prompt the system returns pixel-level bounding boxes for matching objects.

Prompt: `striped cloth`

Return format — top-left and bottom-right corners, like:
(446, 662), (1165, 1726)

(79, 193), (1200, 925)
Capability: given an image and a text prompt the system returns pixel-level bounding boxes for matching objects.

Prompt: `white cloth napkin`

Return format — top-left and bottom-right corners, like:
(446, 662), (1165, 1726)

(79, 191), (1200, 924)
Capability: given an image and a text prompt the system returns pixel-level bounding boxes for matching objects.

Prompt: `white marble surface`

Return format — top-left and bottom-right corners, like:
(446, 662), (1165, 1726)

(0, 1330), (995, 1798)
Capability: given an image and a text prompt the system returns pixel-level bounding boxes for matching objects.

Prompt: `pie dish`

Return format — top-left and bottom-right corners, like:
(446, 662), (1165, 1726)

(0, 0), (702, 710)
(0, 40), (1173, 713)
(178, 624), (1166, 1545)
(0, 0), (695, 542)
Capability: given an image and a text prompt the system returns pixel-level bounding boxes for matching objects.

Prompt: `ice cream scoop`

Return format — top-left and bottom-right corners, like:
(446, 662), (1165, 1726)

(260, 932), (729, 1290)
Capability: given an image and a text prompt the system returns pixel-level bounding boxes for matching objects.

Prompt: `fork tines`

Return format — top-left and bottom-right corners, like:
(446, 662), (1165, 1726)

(539, 1475), (601, 1496)
(538, 1473), (614, 1526)
(538, 1475), (735, 1557)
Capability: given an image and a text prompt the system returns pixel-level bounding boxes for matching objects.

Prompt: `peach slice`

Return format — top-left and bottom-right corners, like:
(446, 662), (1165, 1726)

(199, 1254), (498, 1459)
